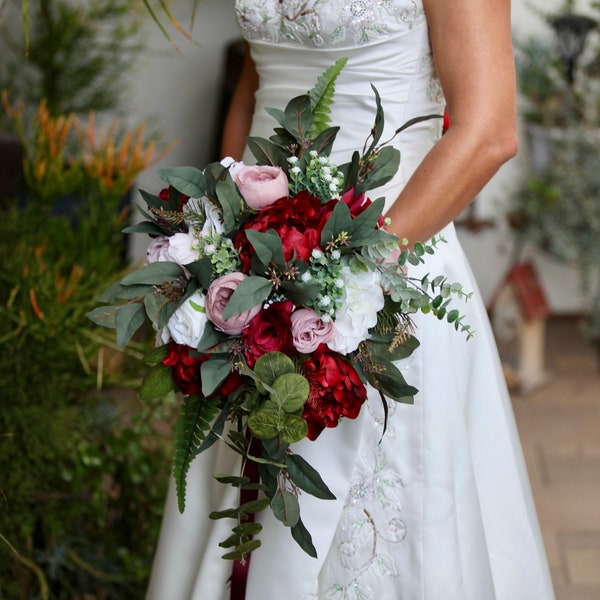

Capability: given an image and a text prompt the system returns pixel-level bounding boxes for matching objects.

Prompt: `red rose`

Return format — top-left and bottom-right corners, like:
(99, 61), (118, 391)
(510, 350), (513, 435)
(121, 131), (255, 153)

(163, 342), (208, 396)
(159, 186), (190, 210)
(340, 188), (385, 228)
(163, 342), (241, 398)
(300, 345), (368, 440)
(241, 300), (295, 367)
(233, 191), (336, 272)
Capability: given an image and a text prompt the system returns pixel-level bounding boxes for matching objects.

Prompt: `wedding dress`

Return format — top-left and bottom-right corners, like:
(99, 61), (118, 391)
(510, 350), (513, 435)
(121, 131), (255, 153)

(147, 1), (555, 598)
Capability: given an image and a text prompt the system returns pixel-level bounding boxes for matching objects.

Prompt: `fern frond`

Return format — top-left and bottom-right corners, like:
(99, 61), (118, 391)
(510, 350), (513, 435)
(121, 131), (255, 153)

(308, 57), (348, 138)
(173, 395), (221, 513)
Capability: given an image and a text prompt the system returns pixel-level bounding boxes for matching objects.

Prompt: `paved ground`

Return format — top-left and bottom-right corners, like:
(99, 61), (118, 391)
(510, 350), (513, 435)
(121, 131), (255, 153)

(509, 317), (600, 600)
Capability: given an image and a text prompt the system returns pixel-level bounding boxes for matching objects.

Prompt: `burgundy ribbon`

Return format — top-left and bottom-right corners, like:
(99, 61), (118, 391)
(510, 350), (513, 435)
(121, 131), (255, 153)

(229, 440), (261, 600)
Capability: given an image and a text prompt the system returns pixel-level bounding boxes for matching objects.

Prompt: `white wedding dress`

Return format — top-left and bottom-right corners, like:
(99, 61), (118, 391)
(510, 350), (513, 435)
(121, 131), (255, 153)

(147, 1), (555, 598)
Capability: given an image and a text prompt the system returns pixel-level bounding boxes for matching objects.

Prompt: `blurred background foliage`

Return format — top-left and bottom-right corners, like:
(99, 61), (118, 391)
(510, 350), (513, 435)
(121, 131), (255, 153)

(0, 1), (179, 597)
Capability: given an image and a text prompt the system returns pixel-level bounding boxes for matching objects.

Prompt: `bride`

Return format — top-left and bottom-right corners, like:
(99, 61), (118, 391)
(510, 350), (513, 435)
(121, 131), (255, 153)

(147, 1), (555, 598)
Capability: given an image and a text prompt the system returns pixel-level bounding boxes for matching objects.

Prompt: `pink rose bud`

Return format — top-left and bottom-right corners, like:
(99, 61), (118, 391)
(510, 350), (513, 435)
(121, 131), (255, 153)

(290, 308), (336, 354)
(234, 165), (289, 210)
(206, 272), (262, 335)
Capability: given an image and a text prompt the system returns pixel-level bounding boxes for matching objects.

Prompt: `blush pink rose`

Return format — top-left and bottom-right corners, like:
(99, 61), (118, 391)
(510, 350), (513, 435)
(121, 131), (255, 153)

(290, 308), (336, 354)
(205, 272), (263, 335)
(234, 165), (289, 210)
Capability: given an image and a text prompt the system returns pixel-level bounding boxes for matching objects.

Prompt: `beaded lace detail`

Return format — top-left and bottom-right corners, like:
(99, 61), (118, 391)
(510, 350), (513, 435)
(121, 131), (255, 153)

(235, 0), (425, 47)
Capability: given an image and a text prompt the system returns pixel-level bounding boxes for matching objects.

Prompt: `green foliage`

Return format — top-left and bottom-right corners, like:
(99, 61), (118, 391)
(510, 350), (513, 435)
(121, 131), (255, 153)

(0, 198), (173, 598)
(308, 57), (348, 137)
(510, 129), (600, 342)
(173, 395), (221, 512)
(0, 0), (145, 126)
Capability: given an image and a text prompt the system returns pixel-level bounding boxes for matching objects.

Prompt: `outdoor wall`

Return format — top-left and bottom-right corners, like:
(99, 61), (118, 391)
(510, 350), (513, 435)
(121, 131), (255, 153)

(129, 0), (594, 313)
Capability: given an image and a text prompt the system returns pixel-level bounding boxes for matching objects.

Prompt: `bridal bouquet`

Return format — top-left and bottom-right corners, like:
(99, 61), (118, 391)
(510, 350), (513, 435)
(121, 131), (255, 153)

(89, 59), (471, 560)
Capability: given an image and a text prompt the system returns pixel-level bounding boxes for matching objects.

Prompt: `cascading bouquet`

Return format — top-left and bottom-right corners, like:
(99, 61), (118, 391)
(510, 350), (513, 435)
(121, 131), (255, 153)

(89, 58), (472, 560)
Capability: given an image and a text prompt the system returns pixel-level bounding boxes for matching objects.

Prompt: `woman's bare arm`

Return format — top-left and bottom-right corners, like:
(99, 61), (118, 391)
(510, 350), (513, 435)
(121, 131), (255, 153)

(385, 0), (518, 244)
(220, 44), (259, 160)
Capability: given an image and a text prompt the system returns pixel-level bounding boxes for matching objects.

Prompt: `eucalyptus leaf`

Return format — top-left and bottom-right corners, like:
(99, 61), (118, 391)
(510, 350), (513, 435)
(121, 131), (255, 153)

(320, 201), (353, 247)
(245, 229), (286, 268)
(247, 411), (281, 440)
(284, 94), (312, 142)
(285, 454), (336, 500)
(254, 352), (296, 387)
(185, 257), (214, 289)
(99, 281), (150, 302)
(215, 178), (242, 232)
(247, 136), (287, 168)
(115, 303), (146, 348)
(264, 107), (286, 128)
(221, 276), (272, 320)
(271, 373), (309, 412)
(200, 355), (232, 397)
(280, 414), (309, 444)
(221, 539), (262, 560)
(122, 221), (165, 236)
(271, 489), (300, 527)
(87, 305), (120, 329)
(121, 261), (184, 286)
(291, 517), (318, 558)
(158, 166), (206, 198)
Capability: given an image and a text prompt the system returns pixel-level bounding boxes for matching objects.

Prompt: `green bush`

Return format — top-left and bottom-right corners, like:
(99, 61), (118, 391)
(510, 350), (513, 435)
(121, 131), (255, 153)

(0, 198), (176, 598)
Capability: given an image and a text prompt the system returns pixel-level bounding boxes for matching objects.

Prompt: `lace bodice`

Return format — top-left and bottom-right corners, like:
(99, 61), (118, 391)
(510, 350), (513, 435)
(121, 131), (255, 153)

(235, 0), (425, 48)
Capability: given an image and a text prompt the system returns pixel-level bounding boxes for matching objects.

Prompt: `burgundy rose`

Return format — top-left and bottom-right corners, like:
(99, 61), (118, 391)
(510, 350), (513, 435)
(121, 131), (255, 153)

(300, 345), (368, 440)
(163, 342), (241, 398)
(233, 191), (336, 272)
(159, 186), (190, 210)
(340, 188), (385, 228)
(241, 300), (295, 367)
(162, 342), (208, 396)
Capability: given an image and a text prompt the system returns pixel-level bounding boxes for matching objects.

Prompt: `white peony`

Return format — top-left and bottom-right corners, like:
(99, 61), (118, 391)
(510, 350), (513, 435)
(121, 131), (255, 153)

(146, 236), (171, 264)
(165, 291), (208, 348)
(221, 156), (245, 180)
(166, 231), (200, 268)
(327, 263), (385, 355)
(183, 196), (225, 236)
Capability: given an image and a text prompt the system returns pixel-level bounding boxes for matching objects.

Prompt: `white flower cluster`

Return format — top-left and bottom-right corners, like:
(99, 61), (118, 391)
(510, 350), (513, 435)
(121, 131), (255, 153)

(288, 151), (344, 201)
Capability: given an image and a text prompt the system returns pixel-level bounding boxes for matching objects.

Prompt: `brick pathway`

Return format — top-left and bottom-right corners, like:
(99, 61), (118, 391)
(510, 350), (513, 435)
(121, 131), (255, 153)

(511, 318), (600, 600)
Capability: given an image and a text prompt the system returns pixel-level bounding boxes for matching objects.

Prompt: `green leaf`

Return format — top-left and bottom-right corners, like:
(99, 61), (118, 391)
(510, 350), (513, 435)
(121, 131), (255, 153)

(254, 352), (296, 388)
(271, 373), (309, 412)
(308, 57), (348, 137)
(115, 303), (146, 348)
(245, 229), (286, 268)
(364, 84), (385, 157)
(306, 126), (339, 157)
(158, 166), (206, 198)
(285, 454), (336, 500)
(99, 280), (151, 302)
(356, 146), (401, 194)
(247, 411), (281, 440)
(140, 362), (175, 400)
(196, 322), (227, 352)
(144, 344), (169, 365)
(320, 201), (353, 247)
(144, 291), (176, 330)
(200, 355), (232, 397)
(271, 489), (300, 527)
(221, 539), (262, 560)
(347, 197), (385, 240)
(185, 257), (214, 289)
(221, 276), (272, 320)
(279, 414), (309, 444)
(121, 261), (184, 286)
(87, 305), (120, 329)
(215, 178), (242, 232)
(122, 221), (165, 236)
(291, 517), (318, 558)
(264, 107), (286, 128)
(284, 94), (312, 142)
(373, 361), (418, 403)
(247, 136), (287, 168)
(173, 395), (221, 512)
